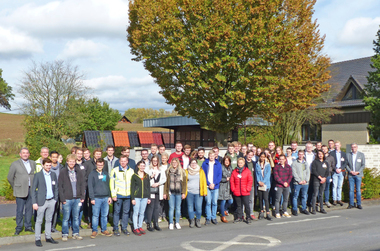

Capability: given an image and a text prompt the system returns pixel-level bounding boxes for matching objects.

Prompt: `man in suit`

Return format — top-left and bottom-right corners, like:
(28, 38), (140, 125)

(32, 158), (59, 247)
(346, 143), (365, 209)
(7, 147), (36, 235)
(330, 140), (348, 206)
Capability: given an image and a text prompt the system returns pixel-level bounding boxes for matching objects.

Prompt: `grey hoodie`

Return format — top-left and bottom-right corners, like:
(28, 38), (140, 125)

(291, 158), (310, 185)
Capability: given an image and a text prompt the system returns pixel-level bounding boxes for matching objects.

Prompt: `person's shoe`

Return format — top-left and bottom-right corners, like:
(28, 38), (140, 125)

(195, 219), (202, 228)
(275, 213), (281, 219)
(332, 201), (337, 206)
(147, 223), (155, 232)
(189, 219), (195, 228)
(139, 228), (146, 234)
(245, 217), (252, 224)
(62, 235), (68, 241)
(224, 211), (229, 216)
(205, 219), (211, 225)
(250, 214), (257, 221)
(311, 209), (316, 215)
(35, 240), (43, 247)
(326, 202), (332, 208)
(14, 230), (20, 236)
(283, 212), (291, 218)
(132, 229), (141, 236)
(122, 229), (130, 235)
(169, 223), (174, 230)
(347, 205), (354, 209)
(266, 214), (273, 221)
(258, 212), (264, 220)
(90, 232), (97, 239)
(46, 238), (58, 244)
(302, 209), (310, 215)
(51, 228), (59, 233)
(357, 204), (363, 209)
(154, 223), (162, 231)
(233, 218), (242, 223)
(211, 219), (218, 225)
(320, 209), (327, 214)
(25, 228), (35, 233)
(175, 223), (181, 230)
(114, 230), (121, 236)
(292, 210), (298, 216)
(338, 201), (344, 206)
(101, 230), (112, 237)
(72, 234), (83, 240)
(221, 216), (228, 223)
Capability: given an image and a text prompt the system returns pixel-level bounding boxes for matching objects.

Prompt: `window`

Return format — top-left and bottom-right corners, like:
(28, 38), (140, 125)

(342, 83), (363, 100)
(302, 124), (321, 141)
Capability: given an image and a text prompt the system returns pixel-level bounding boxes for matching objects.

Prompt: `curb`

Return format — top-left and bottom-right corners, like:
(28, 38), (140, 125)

(1, 199), (379, 246)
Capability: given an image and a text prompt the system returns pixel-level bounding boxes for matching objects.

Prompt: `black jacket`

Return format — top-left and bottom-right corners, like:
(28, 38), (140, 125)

(32, 171), (58, 206)
(58, 166), (85, 203)
(131, 172), (150, 200)
(311, 159), (330, 180)
(87, 169), (110, 200)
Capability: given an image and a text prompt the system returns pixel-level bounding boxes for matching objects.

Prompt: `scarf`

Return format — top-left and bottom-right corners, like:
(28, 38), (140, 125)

(236, 166), (244, 174)
(68, 168), (77, 183)
(188, 164), (201, 176)
(169, 167), (182, 193)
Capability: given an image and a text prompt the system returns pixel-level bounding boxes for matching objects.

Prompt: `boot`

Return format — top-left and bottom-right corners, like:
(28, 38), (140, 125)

(195, 219), (201, 228)
(258, 212), (264, 220)
(147, 223), (155, 232)
(154, 222), (162, 231)
(221, 216), (228, 223)
(189, 219), (195, 228)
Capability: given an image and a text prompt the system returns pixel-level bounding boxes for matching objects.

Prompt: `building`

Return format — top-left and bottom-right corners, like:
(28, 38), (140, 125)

(301, 56), (373, 146)
(119, 116), (131, 123)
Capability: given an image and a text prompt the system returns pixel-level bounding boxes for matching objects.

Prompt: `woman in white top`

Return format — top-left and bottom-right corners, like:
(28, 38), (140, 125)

(286, 148), (293, 166)
(158, 152), (169, 221)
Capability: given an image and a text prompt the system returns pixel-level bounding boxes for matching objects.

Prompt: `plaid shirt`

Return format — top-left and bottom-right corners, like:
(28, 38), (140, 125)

(273, 163), (293, 188)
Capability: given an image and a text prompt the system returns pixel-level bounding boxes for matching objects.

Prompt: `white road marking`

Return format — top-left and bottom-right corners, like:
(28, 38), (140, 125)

(181, 235), (281, 251)
(45, 244), (96, 251)
(267, 216), (340, 225)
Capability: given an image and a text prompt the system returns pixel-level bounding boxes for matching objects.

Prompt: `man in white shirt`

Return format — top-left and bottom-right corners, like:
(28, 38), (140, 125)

(346, 143), (365, 209)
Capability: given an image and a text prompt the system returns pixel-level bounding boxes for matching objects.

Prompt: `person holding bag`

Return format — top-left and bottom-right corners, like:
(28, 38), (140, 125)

(255, 153), (272, 221)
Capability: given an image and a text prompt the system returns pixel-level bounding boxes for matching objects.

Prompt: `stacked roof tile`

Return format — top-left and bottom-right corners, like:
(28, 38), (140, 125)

(128, 131), (140, 148)
(138, 131), (154, 148)
(152, 132), (163, 146)
(162, 132), (174, 148)
(83, 131), (101, 148)
(112, 131), (130, 147)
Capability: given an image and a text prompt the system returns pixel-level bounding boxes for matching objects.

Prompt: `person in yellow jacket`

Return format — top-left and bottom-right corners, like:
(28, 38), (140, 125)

(110, 155), (134, 236)
(185, 159), (207, 228)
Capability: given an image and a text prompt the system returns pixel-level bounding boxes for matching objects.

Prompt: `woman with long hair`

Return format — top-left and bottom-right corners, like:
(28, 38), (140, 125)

(218, 156), (233, 223)
(255, 153), (272, 221)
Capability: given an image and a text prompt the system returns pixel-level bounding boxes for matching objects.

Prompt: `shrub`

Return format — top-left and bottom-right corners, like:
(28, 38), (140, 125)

(0, 140), (23, 156)
(25, 135), (70, 161)
(0, 179), (15, 200)
(362, 168), (380, 199)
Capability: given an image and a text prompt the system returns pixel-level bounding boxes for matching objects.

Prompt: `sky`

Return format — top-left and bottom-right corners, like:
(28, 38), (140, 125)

(0, 0), (379, 114)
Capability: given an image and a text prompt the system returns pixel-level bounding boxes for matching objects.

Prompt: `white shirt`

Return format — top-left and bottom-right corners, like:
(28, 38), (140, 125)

(305, 152), (315, 170)
(352, 153), (357, 172)
(22, 159), (31, 186)
(208, 161), (214, 185)
(182, 156), (190, 170)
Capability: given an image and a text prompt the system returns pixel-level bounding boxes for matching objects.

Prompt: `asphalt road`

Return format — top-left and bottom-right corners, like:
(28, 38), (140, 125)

(2, 204), (380, 251)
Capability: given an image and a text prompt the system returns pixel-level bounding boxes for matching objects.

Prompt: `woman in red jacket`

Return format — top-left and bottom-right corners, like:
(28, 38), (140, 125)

(230, 158), (253, 224)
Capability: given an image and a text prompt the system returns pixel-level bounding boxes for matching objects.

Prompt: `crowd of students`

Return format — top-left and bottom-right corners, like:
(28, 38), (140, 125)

(7, 139), (366, 247)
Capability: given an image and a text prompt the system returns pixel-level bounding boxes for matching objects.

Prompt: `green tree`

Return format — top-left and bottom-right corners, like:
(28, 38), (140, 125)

(128, 0), (331, 133)
(364, 27), (380, 141)
(0, 69), (14, 110)
(124, 108), (178, 123)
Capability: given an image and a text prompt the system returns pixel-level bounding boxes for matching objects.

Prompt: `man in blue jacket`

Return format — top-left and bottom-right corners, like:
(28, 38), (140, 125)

(202, 150), (222, 225)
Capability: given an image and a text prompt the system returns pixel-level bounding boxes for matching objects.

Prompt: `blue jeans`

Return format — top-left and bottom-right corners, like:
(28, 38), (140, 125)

(133, 198), (148, 229)
(169, 194), (182, 224)
(206, 188), (219, 220)
(62, 198), (80, 236)
(113, 198), (131, 231)
(349, 176), (362, 206)
(92, 197), (109, 233)
(324, 176), (331, 203)
(332, 172), (344, 201)
(186, 193), (203, 219)
(220, 199), (233, 216)
(293, 184), (308, 211)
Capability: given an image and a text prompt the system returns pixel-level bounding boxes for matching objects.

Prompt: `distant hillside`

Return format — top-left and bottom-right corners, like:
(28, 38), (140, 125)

(0, 113), (25, 142)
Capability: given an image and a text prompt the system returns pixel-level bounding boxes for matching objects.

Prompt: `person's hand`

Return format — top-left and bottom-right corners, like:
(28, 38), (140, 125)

(163, 194), (167, 200)
(284, 182), (288, 188)
(227, 177), (230, 181)
(336, 169), (341, 174)
(108, 197), (112, 204)
(80, 199), (84, 203)
(259, 181), (264, 186)
(148, 199), (151, 204)
(62, 201), (66, 205)
(33, 204), (38, 210)
(355, 172), (360, 175)
(91, 200), (95, 205)
(182, 194), (186, 199)
(132, 200), (136, 205)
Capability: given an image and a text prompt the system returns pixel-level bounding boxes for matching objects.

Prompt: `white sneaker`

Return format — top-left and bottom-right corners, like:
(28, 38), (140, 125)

(62, 236), (68, 242)
(175, 223), (181, 230)
(275, 214), (281, 219)
(283, 212), (291, 218)
(169, 223), (174, 230)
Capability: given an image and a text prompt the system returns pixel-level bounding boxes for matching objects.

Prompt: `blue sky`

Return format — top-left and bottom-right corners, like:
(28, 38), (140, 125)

(0, 0), (379, 114)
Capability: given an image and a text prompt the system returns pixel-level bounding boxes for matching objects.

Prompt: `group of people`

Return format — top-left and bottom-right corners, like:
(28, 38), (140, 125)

(7, 139), (365, 247)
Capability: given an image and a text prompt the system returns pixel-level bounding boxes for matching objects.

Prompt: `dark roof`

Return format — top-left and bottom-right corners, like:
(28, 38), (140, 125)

(327, 56), (373, 101)
(317, 99), (365, 109)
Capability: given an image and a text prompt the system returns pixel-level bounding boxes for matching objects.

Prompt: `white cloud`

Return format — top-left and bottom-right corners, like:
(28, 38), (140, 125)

(339, 17), (380, 46)
(0, 0), (129, 39)
(0, 26), (43, 58)
(58, 39), (108, 59)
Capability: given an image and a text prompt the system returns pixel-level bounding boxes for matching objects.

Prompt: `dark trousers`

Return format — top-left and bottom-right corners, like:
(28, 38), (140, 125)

(307, 181), (314, 206)
(234, 195), (250, 219)
(146, 196), (160, 224)
(113, 198), (130, 231)
(51, 198), (61, 229)
(16, 193), (33, 232)
(312, 181), (326, 211)
(258, 189), (270, 213)
(275, 187), (290, 215)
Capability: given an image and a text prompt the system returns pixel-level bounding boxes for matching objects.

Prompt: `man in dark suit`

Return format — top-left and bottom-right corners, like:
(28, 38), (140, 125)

(32, 158), (59, 247)
(330, 140), (348, 206)
(7, 147), (36, 235)
(346, 143), (366, 209)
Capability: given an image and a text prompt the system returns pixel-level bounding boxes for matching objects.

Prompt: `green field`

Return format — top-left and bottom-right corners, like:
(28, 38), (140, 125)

(0, 155), (18, 188)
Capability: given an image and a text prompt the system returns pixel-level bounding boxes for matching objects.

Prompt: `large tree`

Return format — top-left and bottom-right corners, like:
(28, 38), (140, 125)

(128, 0), (331, 132)
(364, 27), (380, 141)
(0, 69), (14, 110)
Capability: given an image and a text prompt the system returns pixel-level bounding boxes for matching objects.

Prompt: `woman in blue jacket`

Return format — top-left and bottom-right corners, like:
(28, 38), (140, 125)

(255, 152), (272, 221)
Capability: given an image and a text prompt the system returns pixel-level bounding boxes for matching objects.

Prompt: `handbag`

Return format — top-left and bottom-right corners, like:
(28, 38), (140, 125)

(258, 184), (267, 191)
(150, 186), (159, 194)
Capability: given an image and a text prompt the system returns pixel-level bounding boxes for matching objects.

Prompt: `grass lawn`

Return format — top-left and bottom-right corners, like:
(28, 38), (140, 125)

(0, 154), (18, 186)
